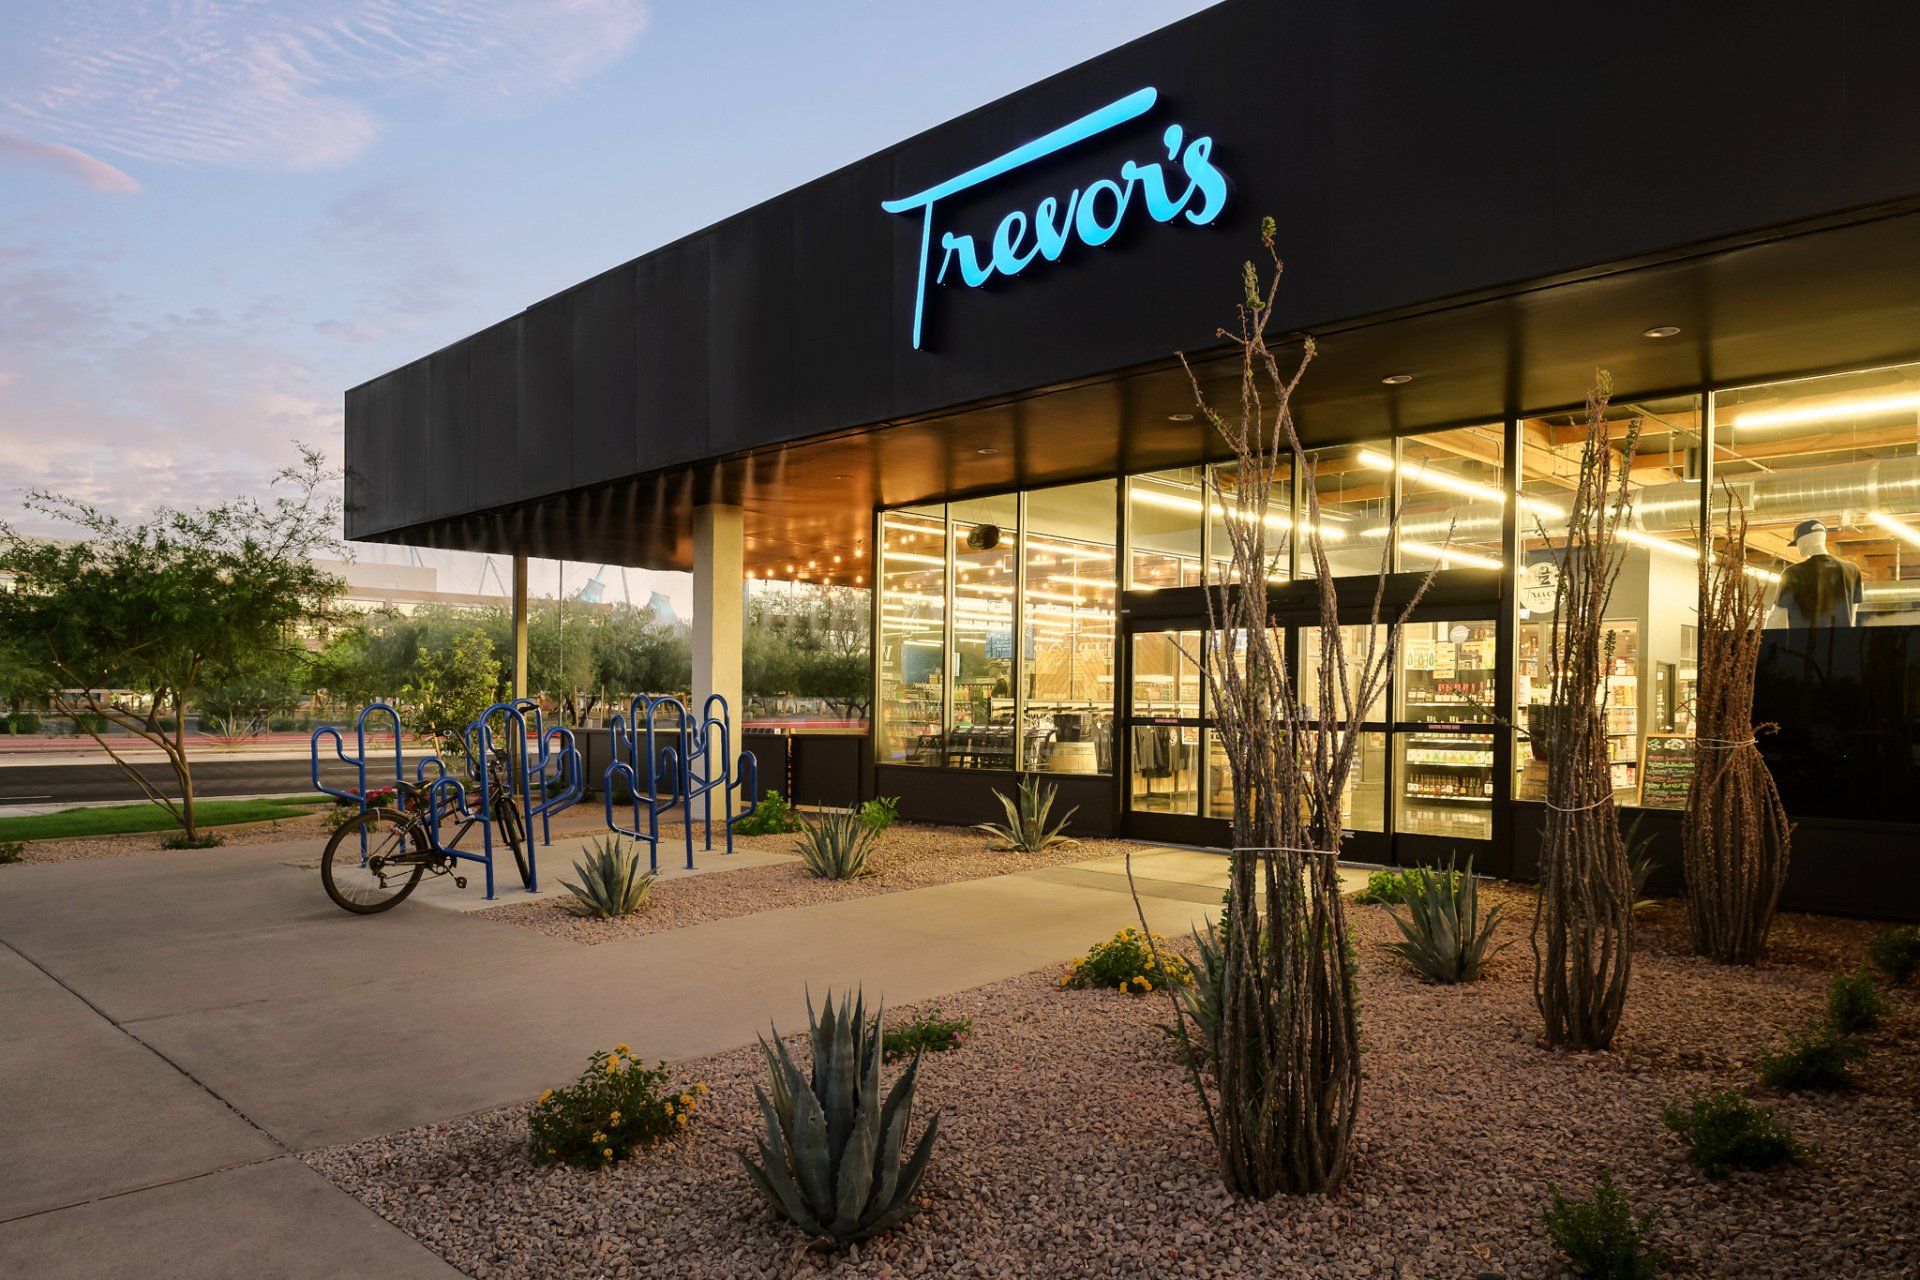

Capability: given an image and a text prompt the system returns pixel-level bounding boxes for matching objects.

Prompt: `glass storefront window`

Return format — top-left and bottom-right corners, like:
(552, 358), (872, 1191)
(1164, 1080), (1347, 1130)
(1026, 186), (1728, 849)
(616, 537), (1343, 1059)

(1392, 425), (1507, 570)
(1207, 461), (1292, 584)
(1128, 629), (1202, 813)
(1128, 469), (1207, 589)
(877, 508), (948, 765)
(1711, 361), (1920, 627)
(1299, 442), (1393, 577)
(1516, 395), (1704, 803)
(1024, 481), (1117, 774)
(1299, 624), (1387, 723)
(949, 494), (1019, 769)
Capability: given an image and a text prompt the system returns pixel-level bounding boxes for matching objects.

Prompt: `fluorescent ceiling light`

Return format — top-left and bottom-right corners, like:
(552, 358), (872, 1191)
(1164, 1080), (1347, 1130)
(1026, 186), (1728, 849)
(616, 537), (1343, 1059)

(883, 550), (945, 567)
(1397, 541), (1503, 570)
(1731, 391), (1920, 431)
(1131, 482), (1345, 541)
(1870, 510), (1920, 550)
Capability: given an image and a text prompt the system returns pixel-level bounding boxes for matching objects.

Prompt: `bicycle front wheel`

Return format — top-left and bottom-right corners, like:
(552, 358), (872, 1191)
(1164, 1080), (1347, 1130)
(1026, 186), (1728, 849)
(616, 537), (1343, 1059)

(322, 808), (427, 914)
(492, 797), (530, 889)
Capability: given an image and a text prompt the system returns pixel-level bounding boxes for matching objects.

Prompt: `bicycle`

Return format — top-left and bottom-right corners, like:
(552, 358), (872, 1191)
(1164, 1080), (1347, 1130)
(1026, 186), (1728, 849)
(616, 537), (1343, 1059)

(320, 748), (528, 914)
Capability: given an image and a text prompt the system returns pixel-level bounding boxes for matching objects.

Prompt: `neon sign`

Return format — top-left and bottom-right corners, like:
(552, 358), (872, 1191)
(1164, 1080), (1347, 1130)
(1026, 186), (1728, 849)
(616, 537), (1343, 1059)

(881, 86), (1226, 349)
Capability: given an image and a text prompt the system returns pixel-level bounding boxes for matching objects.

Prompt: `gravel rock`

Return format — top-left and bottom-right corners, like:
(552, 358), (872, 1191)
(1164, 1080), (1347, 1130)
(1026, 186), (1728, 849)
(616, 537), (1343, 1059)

(474, 822), (1137, 943)
(307, 887), (1920, 1279)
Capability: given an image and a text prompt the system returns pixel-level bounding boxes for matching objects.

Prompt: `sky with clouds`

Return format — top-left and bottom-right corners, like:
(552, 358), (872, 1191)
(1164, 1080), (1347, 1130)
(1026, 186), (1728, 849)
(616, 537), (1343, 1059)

(0, 0), (1214, 611)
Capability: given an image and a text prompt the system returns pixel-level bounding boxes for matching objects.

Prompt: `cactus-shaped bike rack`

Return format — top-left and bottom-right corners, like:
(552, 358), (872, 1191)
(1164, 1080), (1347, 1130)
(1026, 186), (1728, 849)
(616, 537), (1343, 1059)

(311, 700), (582, 901)
(604, 693), (758, 871)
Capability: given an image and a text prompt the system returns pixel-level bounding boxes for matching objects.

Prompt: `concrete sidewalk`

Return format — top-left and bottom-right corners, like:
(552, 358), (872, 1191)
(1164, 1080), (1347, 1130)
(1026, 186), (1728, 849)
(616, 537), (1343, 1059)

(0, 831), (1246, 1276)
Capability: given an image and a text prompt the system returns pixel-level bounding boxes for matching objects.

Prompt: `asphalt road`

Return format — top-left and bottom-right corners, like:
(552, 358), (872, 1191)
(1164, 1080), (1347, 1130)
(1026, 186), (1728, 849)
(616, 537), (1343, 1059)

(0, 757), (363, 807)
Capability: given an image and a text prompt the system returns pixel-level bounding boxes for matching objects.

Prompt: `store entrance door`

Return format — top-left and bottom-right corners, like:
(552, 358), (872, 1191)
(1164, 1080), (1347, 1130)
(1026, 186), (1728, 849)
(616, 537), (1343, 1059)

(1119, 607), (1498, 867)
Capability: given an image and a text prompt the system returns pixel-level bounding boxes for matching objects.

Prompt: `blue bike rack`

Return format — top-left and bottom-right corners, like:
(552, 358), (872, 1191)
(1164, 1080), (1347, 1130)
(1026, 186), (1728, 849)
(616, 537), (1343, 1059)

(434, 700), (583, 899)
(604, 694), (757, 871)
(310, 703), (447, 815)
(312, 700), (582, 902)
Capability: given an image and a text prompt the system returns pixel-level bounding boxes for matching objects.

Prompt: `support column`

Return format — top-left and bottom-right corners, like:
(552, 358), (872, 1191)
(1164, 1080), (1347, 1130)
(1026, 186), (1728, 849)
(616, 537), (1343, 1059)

(511, 552), (530, 701)
(692, 504), (745, 721)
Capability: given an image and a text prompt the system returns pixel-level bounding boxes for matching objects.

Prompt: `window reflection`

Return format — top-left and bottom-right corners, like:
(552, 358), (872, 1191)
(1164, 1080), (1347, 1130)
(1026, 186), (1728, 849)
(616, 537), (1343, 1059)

(1298, 443), (1393, 577)
(950, 494), (1018, 770)
(1024, 481), (1117, 774)
(1128, 469), (1207, 589)
(877, 509), (947, 765)
(1516, 395), (1704, 803)
(1712, 362), (1920, 627)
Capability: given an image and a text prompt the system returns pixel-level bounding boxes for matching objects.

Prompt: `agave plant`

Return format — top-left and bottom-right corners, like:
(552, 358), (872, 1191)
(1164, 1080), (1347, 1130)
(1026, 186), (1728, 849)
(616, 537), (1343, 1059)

(794, 807), (879, 880)
(1382, 858), (1508, 983)
(976, 777), (1078, 852)
(1175, 914), (1229, 1069)
(741, 990), (940, 1247)
(560, 836), (655, 918)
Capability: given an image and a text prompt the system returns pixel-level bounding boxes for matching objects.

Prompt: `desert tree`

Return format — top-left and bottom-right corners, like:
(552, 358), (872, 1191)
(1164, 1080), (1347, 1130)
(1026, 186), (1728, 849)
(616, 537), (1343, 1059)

(0, 449), (343, 842)
(1530, 378), (1638, 1050)
(1141, 220), (1439, 1196)
(1683, 492), (1792, 963)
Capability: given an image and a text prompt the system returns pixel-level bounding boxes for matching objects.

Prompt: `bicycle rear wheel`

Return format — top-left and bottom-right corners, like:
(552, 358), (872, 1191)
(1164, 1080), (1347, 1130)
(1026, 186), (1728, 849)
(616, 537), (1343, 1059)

(492, 797), (530, 889)
(322, 808), (427, 914)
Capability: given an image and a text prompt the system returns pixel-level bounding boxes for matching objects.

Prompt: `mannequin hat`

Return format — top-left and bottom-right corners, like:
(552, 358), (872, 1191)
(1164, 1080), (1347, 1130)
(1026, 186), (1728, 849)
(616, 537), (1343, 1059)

(1792, 518), (1828, 542)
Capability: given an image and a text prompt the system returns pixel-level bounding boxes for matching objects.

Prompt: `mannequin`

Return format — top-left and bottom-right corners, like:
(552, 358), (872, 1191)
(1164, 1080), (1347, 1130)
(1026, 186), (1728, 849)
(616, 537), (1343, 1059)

(1772, 518), (1862, 629)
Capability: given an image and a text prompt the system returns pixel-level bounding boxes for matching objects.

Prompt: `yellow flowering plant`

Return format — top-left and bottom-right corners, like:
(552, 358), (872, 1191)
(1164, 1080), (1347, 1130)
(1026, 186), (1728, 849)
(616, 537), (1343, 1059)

(1062, 926), (1193, 995)
(528, 1047), (705, 1167)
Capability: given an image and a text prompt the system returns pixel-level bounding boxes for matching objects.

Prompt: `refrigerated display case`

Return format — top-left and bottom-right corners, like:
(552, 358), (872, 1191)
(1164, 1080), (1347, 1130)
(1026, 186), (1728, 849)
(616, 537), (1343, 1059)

(1394, 620), (1497, 839)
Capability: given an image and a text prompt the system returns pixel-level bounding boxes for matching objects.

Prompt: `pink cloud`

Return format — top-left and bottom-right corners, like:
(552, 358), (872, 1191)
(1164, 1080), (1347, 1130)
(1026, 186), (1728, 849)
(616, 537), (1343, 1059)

(0, 132), (140, 194)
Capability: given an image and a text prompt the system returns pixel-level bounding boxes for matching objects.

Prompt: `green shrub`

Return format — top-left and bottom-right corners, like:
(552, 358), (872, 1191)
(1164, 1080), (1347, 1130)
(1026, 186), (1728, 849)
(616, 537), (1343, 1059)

(741, 990), (939, 1245)
(560, 836), (656, 918)
(0, 840), (25, 864)
(878, 1005), (972, 1062)
(1351, 865), (1460, 906)
(528, 1044), (706, 1166)
(1660, 1089), (1800, 1177)
(976, 777), (1077, 852)
(858, 795), (900, 834)
(268, 717), (299, 732)
(1868, 925), (1920, 984)
(1382, 858), (1507, 983)
(1543, 1172), (1660, 1280)
(793, 807), (878, 880)
(1063, 926), (1193, 995)
(1826, 969), (1888, 1033)
(162, 831), (224, 849)
(1756, 1024), (1863, 1092)
(735, 790), (801, 835)
(6, 712), (41, 735)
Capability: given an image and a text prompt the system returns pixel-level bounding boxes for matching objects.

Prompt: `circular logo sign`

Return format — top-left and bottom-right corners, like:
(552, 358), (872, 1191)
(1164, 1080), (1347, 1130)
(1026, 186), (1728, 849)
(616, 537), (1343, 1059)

(1519, 561), (1560, 613)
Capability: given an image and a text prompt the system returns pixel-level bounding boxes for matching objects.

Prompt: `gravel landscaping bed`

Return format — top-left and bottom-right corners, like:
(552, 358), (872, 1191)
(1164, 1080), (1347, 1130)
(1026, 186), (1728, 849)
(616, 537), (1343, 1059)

(473, 822), (1138, 943)
(308, 894), (1919, 1279)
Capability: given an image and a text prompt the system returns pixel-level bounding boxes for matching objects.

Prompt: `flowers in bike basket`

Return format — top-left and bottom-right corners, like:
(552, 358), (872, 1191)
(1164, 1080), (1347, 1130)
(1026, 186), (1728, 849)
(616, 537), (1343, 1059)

(528, 1047), (707, 1166)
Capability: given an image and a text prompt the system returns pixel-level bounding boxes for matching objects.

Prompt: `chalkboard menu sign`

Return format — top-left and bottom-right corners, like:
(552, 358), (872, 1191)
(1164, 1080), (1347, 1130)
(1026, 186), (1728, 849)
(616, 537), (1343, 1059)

(1640, 736), (1696, 810)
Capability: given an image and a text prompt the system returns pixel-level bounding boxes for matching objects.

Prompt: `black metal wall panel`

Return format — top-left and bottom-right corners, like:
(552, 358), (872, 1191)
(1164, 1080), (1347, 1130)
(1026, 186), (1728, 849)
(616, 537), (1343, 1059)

(347, 0), (1920, 544)
(569, 266), (641, 490)
(514, 294), (575, 504)
(469, 318), (524, 511)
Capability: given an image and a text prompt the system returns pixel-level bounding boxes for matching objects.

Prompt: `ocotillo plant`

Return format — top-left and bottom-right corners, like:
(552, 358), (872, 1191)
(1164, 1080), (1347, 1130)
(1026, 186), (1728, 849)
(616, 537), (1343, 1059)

(1148, 219), (1439, 1196)
(1683, 493), (1793, 963)
(1530, 377), (1637, 1051)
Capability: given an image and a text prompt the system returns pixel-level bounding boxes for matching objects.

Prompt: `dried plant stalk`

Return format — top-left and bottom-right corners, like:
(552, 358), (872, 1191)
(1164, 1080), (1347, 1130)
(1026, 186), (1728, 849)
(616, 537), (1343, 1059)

(1150, 222), (1437, 1196)
(1530, 377), (1637, 1051)
(1683, 492), (1793, 963)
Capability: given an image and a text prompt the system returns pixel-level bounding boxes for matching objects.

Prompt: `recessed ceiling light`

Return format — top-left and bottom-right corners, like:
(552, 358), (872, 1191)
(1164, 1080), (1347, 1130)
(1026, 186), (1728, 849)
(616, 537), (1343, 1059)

(976, 446), (1000, 456)
(1381, 373), (1413, 386)
(833, 473), (851, 480)
(1643, 325), (1681, 339)
(1168, 412), (1195, 422)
